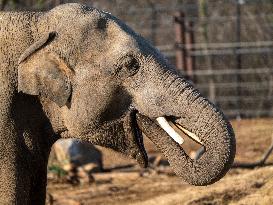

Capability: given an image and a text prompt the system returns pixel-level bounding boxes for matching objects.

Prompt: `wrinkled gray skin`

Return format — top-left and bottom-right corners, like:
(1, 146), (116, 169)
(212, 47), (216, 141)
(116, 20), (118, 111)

(0, 3), (236, 205)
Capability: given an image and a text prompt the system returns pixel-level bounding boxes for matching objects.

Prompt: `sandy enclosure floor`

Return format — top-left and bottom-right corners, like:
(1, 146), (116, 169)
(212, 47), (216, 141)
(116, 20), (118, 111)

(47, 118), (273, 205)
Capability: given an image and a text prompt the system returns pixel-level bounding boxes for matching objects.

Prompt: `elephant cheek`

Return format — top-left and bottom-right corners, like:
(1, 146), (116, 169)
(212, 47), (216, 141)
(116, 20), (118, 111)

(60, 106), (90, 137)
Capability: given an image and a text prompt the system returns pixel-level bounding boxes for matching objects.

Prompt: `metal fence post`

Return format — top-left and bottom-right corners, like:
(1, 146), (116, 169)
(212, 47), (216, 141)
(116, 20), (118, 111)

(236, 0), (243, 118)
(185, 20), (195, 81)
(174, 11), (187, 74)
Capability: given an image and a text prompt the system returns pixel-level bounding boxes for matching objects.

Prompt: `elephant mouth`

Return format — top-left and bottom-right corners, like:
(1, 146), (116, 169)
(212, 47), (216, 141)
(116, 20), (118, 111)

(155, 117), (203, 146)
(124, 109), (148, 168)
(130, 110), (204, 167)
(78, 110), (204, 169)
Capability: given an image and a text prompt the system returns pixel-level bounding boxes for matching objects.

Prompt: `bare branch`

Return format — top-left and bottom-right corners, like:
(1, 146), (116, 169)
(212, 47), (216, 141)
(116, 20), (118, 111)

(233, 136), (273, 169)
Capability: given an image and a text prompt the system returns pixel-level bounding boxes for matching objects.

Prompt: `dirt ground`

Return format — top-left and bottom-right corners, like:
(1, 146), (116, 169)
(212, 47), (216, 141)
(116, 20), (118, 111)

(47, 118), (273, 205)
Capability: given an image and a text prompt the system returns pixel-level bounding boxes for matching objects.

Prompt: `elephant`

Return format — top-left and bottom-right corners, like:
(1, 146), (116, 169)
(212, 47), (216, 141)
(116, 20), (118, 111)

(0, 3), (236, 205)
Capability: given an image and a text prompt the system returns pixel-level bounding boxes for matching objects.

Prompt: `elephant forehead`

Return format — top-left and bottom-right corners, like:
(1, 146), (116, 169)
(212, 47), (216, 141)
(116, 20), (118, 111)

(105, 18), (170, 65)
(80, 26), (140, 66)
(105, 21), (139, 50)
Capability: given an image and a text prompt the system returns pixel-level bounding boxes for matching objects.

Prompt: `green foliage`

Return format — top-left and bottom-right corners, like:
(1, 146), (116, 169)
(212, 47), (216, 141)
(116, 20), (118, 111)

(48, 165), (68, 177)
(36, 0), (45, 9)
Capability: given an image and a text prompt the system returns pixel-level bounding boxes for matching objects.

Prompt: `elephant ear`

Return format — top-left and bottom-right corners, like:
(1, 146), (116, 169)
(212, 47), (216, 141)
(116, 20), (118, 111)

(18, 32), (73, 107)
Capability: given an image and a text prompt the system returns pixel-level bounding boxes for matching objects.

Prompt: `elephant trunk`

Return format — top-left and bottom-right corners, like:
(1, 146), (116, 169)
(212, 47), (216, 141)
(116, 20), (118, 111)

(137, 77), (236, 186)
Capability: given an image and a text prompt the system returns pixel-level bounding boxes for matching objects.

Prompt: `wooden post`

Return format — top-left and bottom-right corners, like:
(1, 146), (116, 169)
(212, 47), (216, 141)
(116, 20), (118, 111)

(199, 0), (215, 102)
(0, 0), (8, 10)
(174, 11), (187, 74)
(55, 0), (64, 5)
(236, 0), (242, 118)
(185, 20), (195, 81)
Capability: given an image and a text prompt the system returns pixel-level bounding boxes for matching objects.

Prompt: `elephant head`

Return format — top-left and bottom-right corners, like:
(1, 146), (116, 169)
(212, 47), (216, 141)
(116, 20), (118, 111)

(17, 4), (236, 185)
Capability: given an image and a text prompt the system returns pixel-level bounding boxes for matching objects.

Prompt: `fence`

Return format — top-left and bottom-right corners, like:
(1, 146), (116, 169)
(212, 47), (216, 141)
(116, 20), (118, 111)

(120, 1), (273, 118)
(164, 7), (273, 119)
(131, 1), (272, 119)
(193, 68), (273, 118)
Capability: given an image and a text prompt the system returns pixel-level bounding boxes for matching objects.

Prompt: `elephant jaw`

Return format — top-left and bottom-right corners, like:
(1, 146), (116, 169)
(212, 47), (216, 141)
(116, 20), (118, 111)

(59, 110), (149, 168)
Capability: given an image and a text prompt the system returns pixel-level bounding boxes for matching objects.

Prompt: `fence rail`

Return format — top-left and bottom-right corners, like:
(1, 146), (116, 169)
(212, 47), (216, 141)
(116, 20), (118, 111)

(225, 110), (272, 116)
(191, 47), (273, 56)
(191, 68), (273, 118)
(198, 83), (270, 90)
(178, 41), (273, 50)
(158, 44), (273, 57)
(192, 67), (272, 75)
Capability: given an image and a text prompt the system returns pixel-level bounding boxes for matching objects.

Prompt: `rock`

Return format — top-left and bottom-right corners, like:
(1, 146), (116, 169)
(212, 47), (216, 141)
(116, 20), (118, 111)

(50, 139), (103, 172)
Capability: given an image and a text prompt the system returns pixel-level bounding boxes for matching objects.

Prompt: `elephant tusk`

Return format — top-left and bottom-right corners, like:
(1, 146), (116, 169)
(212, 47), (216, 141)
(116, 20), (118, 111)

(156, 117), (184, 144)
(175, 123), (203, 145)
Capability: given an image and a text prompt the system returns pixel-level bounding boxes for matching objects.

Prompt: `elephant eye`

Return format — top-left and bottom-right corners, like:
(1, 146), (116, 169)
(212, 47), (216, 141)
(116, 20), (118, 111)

(125, 57), (140, 73)
(116, 55), (140, 78)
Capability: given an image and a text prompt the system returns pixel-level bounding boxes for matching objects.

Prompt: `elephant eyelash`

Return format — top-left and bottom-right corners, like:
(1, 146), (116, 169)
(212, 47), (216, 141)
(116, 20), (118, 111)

(124, 57), (140, 71)
(114, 56), (140, 77)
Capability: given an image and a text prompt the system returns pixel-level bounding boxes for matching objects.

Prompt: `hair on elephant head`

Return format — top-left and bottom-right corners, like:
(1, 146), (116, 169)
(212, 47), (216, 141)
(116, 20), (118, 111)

(18, 3), (235, 185)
